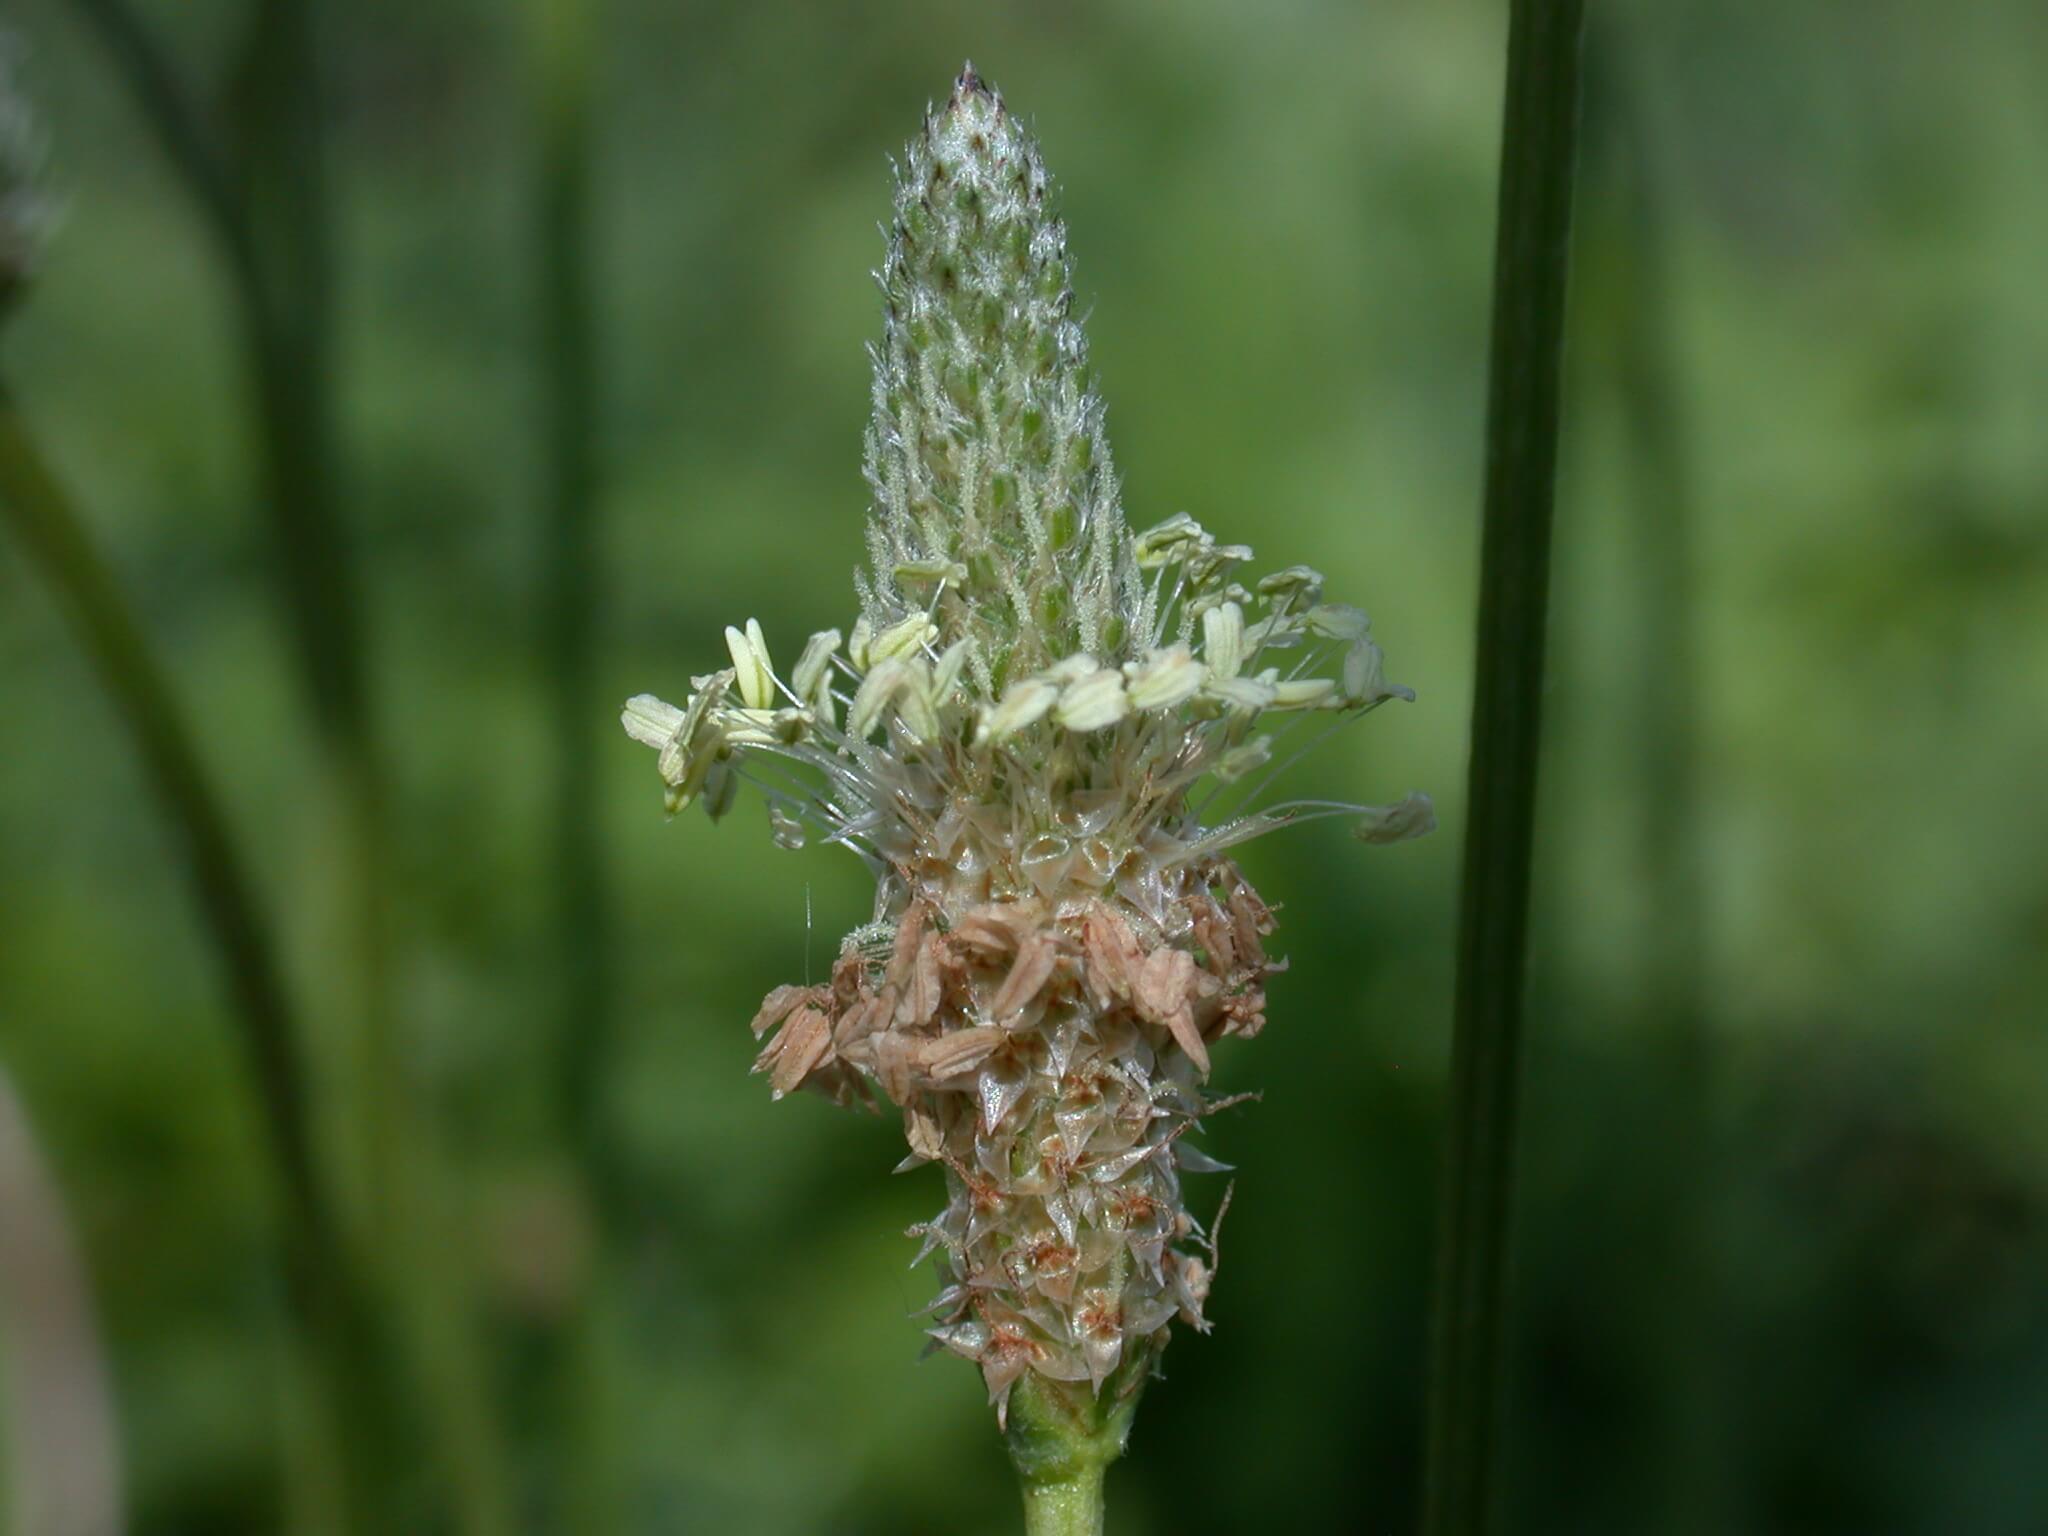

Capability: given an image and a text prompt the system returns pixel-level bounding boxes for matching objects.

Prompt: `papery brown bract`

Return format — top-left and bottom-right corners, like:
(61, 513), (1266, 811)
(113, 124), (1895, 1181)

(762, 847), (1275, 1418)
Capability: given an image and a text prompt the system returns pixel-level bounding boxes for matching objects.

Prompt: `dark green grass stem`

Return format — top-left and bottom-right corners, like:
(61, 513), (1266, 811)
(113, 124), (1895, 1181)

(1423, 5), (1586, 1535)
(0, 388), (388, 1531)
(528, 3), (626, 1529)
(536, 0), (619, 1221)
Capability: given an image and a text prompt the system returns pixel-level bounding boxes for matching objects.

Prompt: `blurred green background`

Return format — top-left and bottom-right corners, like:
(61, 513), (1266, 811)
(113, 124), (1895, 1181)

(3, 1), (2046, 1532)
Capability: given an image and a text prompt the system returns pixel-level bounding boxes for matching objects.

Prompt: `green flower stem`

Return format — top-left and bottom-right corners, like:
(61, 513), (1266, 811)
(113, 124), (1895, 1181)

(1004, 1367), (1146, 1536)
(1423, 3), (1587, 1535)
(0, 386), (385, 1528)
(1019, 1467), (1107, 1536)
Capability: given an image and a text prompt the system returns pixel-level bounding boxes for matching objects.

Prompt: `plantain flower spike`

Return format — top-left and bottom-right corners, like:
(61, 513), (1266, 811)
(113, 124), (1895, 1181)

(625, 63), (1428, 1460)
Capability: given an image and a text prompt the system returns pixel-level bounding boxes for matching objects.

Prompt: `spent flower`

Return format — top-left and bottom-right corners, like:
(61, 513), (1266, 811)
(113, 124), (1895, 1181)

(626, 63), (1427, 1448)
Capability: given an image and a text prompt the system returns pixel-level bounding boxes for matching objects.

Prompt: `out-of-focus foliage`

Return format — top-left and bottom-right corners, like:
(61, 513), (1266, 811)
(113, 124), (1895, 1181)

(0, 1), (2043, 1532)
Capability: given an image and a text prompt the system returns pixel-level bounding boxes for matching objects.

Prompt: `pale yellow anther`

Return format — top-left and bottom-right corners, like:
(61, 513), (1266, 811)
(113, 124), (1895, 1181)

(872, 612), (939, 663)
(1132, 512), (1210, 569)
(1186, 584), (1253, 624)
(1240, 613), (1301, 655)
(658, 721), (725, 815)
(1123, 645), (1207, 711)
(932, 638), (974, 699)
(724, 618), (776, 709)
(722, 709), (777, 746)
(1201, 601), (1246, 680)
(848, 616), (876, 670)
(895, 557), (969, 586)
(1305, 603), (1370, 642)
(1270, 678), (1339, 710)
(1354, 791), (1437, 845)
(1053, 668), (1130, 732)
(976, 677), (1060, 743)
(674, 670), (734, 757)
(1342, 636), (1388, 702)
(1185, 543), (1254, 588)
(793, 629), (843, 701)
(726, 707), (813, 746)
(895, 659), (941, 742)
(1214, 736), (1274, 782)
(1256, 565), (1325, 603)
(1201, 672), (1276, 713)
(658, 709), (714, 790)
(849, 657), (911, 739)
(700, 758), (740, 822)
(621, 694), (685, 752)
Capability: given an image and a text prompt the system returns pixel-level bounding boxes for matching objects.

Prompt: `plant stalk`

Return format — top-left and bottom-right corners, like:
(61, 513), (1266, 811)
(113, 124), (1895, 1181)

(0, 386), (384, 1530)
(1019, 1465), (1107, 1536)
(535, 0), (618, 1224)
(1422, 3), (1587, 1534)
(1003, 1367), (1145, 1536)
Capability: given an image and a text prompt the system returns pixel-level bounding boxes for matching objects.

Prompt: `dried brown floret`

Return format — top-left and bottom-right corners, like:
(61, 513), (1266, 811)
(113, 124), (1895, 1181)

(754, 1004), (833, 1098)
(748, 983), (814, 1038)
(991, 929), (1064, 1024)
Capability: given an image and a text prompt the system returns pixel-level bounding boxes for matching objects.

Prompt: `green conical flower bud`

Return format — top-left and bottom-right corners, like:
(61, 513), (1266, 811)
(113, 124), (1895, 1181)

(861, 64), (1140, 695)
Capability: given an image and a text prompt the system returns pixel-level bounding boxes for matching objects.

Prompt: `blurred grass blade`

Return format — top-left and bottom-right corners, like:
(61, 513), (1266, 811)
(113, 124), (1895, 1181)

(537, 0), (617, 1217)
(531, 3), (629, 1528)
(69, 6), (523, 1532)
(1582, 28), (1728, 1533)
(1584, 36), (1703, 1015)
(226, 0), (401, 1220)
(77, 0), (371, 764)
(0, 387), (386, 1531)
(69, 0), (263, 292)
(72, 0), (399, 1217)
(1423, 3), (1587, 1533)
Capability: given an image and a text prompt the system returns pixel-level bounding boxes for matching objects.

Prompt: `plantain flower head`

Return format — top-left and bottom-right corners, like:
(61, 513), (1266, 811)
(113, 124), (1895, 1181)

(625, 64), (1428, 1428)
